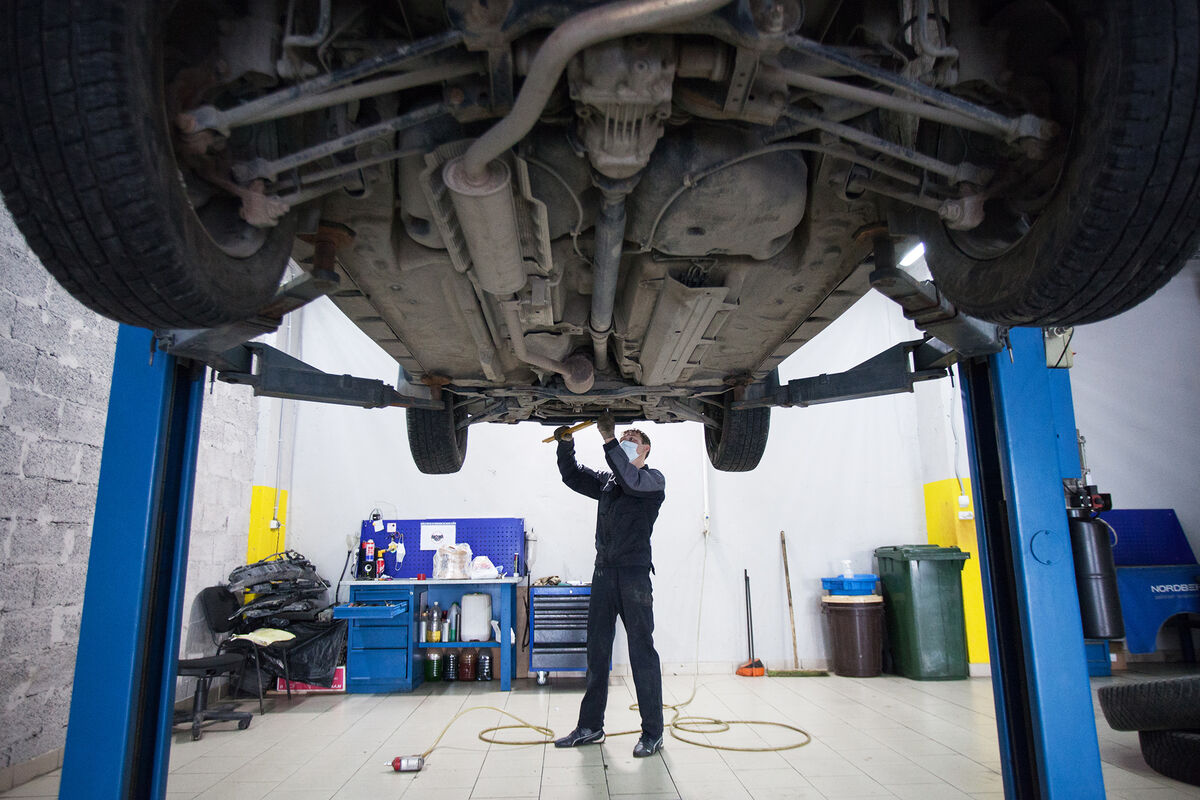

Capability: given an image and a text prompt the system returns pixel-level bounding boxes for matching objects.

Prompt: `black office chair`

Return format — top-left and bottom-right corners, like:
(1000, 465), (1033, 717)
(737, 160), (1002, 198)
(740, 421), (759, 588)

(174, 653), (253, 740)
(198, 585), (298, 713)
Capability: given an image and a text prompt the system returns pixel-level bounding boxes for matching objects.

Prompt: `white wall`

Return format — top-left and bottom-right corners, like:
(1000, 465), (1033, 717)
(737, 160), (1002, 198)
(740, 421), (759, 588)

(286, 288), (936, 672)
(1069, 259), (1200, 558)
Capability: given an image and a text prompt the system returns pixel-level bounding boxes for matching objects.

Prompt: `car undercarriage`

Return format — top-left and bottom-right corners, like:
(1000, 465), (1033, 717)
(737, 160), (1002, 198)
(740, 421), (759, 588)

(2, 0), (1197, 472)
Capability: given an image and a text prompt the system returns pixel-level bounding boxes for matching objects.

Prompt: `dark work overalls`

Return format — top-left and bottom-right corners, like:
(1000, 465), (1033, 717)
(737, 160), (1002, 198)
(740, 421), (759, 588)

(557, 437), (667, 739)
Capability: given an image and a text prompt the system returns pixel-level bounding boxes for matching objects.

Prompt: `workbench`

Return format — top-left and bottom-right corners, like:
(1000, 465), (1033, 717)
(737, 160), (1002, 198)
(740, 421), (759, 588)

(336, 577), (521, 691)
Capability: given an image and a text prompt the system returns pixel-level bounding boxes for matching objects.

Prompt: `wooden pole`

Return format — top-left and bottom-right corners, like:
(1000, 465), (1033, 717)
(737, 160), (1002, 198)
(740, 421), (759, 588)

(781, 530), (800, 669)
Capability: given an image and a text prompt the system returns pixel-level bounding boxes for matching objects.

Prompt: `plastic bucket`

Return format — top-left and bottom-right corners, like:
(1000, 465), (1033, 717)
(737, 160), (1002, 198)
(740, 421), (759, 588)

(822, 596), (884, 677)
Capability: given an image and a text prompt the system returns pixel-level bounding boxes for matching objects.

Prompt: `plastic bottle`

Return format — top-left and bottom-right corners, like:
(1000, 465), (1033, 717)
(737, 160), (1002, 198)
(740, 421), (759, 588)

(429, 602), (442, 642)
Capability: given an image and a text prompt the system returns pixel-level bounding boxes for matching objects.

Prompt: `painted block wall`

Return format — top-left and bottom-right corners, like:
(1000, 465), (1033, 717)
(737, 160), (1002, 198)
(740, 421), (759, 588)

(0, 203), (261, 788)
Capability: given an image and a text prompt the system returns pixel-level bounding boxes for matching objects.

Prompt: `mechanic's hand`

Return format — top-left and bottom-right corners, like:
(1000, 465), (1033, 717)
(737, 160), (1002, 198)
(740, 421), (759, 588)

(597, 411), (616, 439)
(553, 425), (573, 443)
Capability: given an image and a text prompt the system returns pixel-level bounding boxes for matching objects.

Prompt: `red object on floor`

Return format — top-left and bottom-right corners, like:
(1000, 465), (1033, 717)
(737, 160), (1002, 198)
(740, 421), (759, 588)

(275, 665), (345, 693)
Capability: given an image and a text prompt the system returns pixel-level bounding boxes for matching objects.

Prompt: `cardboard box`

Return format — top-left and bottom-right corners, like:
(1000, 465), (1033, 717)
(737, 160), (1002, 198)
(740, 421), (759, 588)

(276, 665), (345, 693)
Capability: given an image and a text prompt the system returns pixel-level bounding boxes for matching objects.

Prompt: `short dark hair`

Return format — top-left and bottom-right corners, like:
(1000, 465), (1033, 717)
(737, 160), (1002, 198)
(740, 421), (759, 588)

(625, 428), (650, 448)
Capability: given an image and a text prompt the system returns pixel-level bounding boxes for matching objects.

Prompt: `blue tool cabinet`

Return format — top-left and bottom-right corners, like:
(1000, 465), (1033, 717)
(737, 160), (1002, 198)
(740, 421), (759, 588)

(334, 583), (423, 693)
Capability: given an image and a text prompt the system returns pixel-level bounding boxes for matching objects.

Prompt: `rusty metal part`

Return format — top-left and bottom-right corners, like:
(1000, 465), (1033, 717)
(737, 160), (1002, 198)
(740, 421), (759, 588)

(177, 30), (463, 135)
(298, 223), (355, 276)
(458, 0), (734, 183)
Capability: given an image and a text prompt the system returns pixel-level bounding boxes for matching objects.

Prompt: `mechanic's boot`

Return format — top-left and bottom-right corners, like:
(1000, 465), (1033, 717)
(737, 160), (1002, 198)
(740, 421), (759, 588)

(555, 727), (605, 747)
(633, 733), (664, 758)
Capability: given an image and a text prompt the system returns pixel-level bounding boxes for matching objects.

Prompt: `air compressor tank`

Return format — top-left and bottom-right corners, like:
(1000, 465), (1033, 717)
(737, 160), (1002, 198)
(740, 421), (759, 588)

(1068, 515), (1125, 639)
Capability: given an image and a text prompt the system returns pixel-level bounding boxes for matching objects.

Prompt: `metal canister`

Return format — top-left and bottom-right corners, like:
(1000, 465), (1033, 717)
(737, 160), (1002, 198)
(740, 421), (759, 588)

(424, 652), (443, 682)
(477, 652), (493, 681)
(458, 650), (477, 681)
(444, 652), (458, 681)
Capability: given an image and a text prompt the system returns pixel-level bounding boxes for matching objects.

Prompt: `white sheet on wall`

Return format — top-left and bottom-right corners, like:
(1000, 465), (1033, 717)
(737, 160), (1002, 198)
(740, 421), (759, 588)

(420, 521), (456, 550)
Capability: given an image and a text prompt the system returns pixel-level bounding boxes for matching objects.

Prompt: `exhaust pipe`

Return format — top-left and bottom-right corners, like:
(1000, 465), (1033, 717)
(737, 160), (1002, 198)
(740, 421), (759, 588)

(455, 0), (733, 182)
(502, 302), (595, 394)
(444, 0), (731, 384)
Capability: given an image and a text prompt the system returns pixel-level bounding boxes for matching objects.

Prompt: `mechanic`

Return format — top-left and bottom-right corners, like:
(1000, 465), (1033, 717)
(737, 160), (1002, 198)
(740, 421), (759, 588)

(552, 411), (667, 758)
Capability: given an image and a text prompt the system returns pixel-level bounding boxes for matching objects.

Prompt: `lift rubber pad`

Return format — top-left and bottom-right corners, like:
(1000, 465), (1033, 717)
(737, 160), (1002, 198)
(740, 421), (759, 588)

(359, 517), (525, 578)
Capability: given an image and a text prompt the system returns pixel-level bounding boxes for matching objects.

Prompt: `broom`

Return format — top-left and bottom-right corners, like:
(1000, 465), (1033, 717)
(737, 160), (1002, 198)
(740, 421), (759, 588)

(767, 532), (828, 677)
(736, 569), (765, 676)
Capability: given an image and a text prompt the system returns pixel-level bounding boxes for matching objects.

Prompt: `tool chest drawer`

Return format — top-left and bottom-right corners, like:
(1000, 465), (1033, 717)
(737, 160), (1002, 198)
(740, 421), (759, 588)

(530, 585), (591, 674)
(333, 600), (409, 620)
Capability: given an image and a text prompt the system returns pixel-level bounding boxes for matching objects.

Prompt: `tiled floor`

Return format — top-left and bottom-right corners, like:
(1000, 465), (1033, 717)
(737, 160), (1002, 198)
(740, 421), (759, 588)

(5, 667), (1199, 799)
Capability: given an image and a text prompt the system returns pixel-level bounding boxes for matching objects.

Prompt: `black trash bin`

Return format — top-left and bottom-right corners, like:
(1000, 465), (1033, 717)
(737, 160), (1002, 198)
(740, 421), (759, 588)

(822, 595), (884, 677)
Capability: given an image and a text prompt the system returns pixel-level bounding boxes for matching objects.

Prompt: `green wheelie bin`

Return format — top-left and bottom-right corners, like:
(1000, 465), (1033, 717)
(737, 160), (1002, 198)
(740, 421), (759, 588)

(874, 545), (971, 680)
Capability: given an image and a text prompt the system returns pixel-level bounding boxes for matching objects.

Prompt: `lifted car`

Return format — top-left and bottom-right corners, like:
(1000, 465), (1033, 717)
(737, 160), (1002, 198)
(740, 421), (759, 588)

(2, 0), (1197, 472)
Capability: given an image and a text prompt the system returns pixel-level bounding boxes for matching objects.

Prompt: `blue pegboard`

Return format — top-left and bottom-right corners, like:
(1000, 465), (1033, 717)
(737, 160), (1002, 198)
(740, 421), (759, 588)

(1101, 509), (1196, 566)
(359, 517), (526, 578)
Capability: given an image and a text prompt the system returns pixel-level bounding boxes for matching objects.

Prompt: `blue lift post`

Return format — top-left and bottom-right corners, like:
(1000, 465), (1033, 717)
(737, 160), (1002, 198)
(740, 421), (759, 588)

(960, 326), (1105, 798)
(60, 326), (206, 799)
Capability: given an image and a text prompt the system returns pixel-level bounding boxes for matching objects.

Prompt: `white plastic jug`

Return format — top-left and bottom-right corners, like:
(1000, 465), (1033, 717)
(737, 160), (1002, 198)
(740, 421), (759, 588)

(460, 593), (493, 642)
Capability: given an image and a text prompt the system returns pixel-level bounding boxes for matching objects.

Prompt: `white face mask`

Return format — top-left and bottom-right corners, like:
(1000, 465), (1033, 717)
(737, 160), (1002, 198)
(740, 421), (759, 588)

(619, 440), (641, 462)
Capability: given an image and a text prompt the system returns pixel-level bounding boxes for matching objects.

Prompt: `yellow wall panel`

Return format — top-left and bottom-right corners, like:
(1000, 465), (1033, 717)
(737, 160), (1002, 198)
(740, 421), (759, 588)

(247, 486), (288, 564)
(923, 478), (990, 664)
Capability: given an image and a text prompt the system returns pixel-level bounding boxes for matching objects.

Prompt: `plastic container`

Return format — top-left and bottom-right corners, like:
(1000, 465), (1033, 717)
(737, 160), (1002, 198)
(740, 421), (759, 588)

(458, 650), (477, 681)
(424, 652), (443, 682)
(444, 652), (459, 682)
(874, 544), (970, 680)
(822, 595), (884, 677)
(821, 574), (879, 596)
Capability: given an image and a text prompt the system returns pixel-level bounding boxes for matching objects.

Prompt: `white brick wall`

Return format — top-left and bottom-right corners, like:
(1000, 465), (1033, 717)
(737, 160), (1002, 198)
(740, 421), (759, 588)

(0, 202), (260, 785)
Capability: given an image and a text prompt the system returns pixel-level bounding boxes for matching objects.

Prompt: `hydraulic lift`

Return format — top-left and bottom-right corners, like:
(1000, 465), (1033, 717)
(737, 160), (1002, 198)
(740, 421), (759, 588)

(59, 253), (1106, 798)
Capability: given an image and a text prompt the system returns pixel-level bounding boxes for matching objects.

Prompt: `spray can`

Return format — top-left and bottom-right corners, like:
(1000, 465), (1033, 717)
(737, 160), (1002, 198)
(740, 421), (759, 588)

(387, 756), (424, 772)
(449, 603), (459, 642)
(376, 551), (385, 579)
(362, 539), (375, 580)
(419, 608), (429, 643)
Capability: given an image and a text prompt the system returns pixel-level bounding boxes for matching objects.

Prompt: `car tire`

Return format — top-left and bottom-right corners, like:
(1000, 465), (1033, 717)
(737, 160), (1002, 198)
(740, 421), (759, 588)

(1138, 730), (1200, 786)
(1097, 676), (1200, 732)
(407, 396), (469, 474)
(705, 393), (770, 472)
(0, 1), (295, 329)
(918, 0), (1200, 326)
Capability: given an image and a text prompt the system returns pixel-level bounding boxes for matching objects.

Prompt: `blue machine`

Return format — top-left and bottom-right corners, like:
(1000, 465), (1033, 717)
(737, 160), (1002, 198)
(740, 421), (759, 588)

(959, 327), (1106, 798)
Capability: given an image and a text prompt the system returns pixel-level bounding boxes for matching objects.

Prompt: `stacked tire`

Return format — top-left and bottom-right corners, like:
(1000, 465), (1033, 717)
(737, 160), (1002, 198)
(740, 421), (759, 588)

(1097, 676), (1200, 786)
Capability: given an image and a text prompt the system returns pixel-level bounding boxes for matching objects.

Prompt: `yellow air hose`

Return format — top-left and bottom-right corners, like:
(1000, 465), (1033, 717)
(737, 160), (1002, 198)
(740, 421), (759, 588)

(403, 526), (813, 765)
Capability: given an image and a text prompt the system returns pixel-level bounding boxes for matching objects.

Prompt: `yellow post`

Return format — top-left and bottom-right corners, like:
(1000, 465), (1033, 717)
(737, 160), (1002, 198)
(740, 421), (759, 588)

(923, 477), (990, 665)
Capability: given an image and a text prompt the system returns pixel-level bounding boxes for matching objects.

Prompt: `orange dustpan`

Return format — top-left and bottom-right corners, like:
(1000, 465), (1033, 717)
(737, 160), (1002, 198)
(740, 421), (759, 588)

(736, 569), (766, 677)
